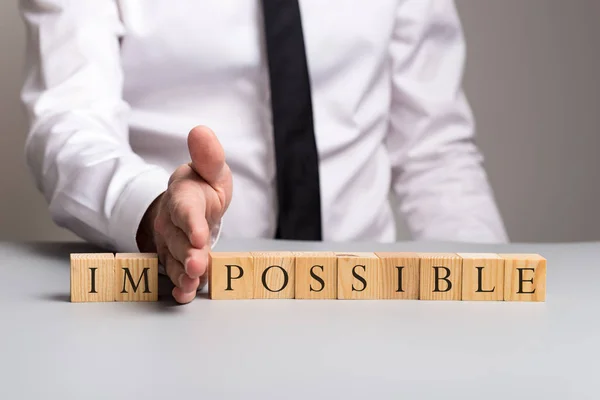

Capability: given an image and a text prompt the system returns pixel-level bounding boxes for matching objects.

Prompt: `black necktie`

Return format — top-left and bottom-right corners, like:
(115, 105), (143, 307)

(261, 0), (323, 240)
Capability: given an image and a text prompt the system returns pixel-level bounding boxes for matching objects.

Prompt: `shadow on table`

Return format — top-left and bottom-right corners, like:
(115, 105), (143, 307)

(21, 242), (209, 311)
(37, 274), (207, 312)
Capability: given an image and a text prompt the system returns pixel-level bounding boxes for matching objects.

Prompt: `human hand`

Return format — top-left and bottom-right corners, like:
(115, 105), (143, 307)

(137, 126), (233, 303)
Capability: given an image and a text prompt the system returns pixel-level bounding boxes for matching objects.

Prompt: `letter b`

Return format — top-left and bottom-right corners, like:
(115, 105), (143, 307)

(433, 266), (452, 292)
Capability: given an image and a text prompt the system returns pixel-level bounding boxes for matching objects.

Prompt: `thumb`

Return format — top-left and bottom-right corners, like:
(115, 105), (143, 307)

(187, 125), (227, 186)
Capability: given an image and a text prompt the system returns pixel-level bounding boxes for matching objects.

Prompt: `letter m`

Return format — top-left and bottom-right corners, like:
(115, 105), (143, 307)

(121, 268), (151, 294)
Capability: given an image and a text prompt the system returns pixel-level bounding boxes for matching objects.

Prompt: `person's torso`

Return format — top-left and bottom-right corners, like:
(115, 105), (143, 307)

(118, 0), (400, 241)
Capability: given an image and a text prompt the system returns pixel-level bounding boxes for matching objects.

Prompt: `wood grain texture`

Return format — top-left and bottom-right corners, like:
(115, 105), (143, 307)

(209, 252), (254, 299)
(375, 252), (420, 299)
(252, 252), (295, 299)
(295, 252), (337, 299)
(337, 252), (380, 299)
(419, 253), (462, 300)
(500, 254), (546, 302)
(458, 253), (504, 301)
(114, 253), (158, 302)
(70, 253), (115, 302)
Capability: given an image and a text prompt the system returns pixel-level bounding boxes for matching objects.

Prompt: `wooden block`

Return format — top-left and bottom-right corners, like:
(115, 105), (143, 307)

(114, 253), (158, 302)
(419, 253), (462, 300)
(70, 253), (115, 302)
(252, 252), (295, 299)
(295, 252), (337, 299)
(459, 253), (504, 301)
(337, 252), (380, 299)
(500, 254), (546, 302)
(209, 252), (254, 299)
(375, 252), (420, 299)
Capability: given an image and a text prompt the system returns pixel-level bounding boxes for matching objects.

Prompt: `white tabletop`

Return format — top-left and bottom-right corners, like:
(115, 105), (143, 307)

(0, 239), (598, 399)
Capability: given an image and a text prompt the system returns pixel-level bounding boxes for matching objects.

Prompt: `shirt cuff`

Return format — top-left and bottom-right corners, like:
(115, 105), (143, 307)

(210, 218), (223, 249)
(108, 167), (171, 253)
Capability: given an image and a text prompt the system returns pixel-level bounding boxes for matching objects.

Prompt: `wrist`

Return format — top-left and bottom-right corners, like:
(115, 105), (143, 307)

(136, 193), (163, 252)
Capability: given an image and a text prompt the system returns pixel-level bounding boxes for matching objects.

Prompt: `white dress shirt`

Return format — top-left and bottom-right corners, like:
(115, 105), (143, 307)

(19, 0), (509, 252)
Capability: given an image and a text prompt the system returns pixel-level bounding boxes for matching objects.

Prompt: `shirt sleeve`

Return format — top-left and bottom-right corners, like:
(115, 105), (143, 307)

(387, 0), (509, 243)
(19, 0), (171, 252)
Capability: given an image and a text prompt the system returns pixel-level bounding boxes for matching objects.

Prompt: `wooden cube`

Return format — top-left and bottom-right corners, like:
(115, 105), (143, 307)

(419, 253), (462, 300)
(209, 252), (254, 299)
(375, 252), (420, 299)
(114, 253), (158, 302)
(500, 254), (546, 302)
(295, 252), (337, 299)
(70, 253), (115, 302)
(252, 252), (295, 299)
(459, 253), (504, 301)
(337, 252), (380, 299)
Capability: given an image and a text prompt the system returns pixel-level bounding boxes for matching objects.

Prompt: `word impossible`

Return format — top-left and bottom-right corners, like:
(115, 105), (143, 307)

(70, 251), (546, 302)
(210, 252), (546, 301)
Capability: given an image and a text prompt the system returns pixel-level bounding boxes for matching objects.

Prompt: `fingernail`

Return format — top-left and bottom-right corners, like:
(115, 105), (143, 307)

(178, 274), (185, 288)
(184, 257), (191, 274)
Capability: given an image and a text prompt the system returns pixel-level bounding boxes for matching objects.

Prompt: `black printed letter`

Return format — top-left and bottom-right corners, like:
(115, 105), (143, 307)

(517, 268), (536, 294)
(395, 266), (405, 292)
(475, 266), (495, 293)
(309, 265), (325, 292)
(121, 268), (151, 294)
(225, 265), (244, 291)
(352, 265), (367, 292)
(89, 268), (98, 294)
(433, 266), (452, 292)
(262, 266), (289, 292)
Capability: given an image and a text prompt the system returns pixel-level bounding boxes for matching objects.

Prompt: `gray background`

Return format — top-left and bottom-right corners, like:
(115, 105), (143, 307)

(1, 238), (598, 399)
(1, 0), (599, 243)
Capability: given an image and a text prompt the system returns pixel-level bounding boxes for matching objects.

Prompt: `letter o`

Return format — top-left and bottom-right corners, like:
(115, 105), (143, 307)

(261, 265), (289, 292)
